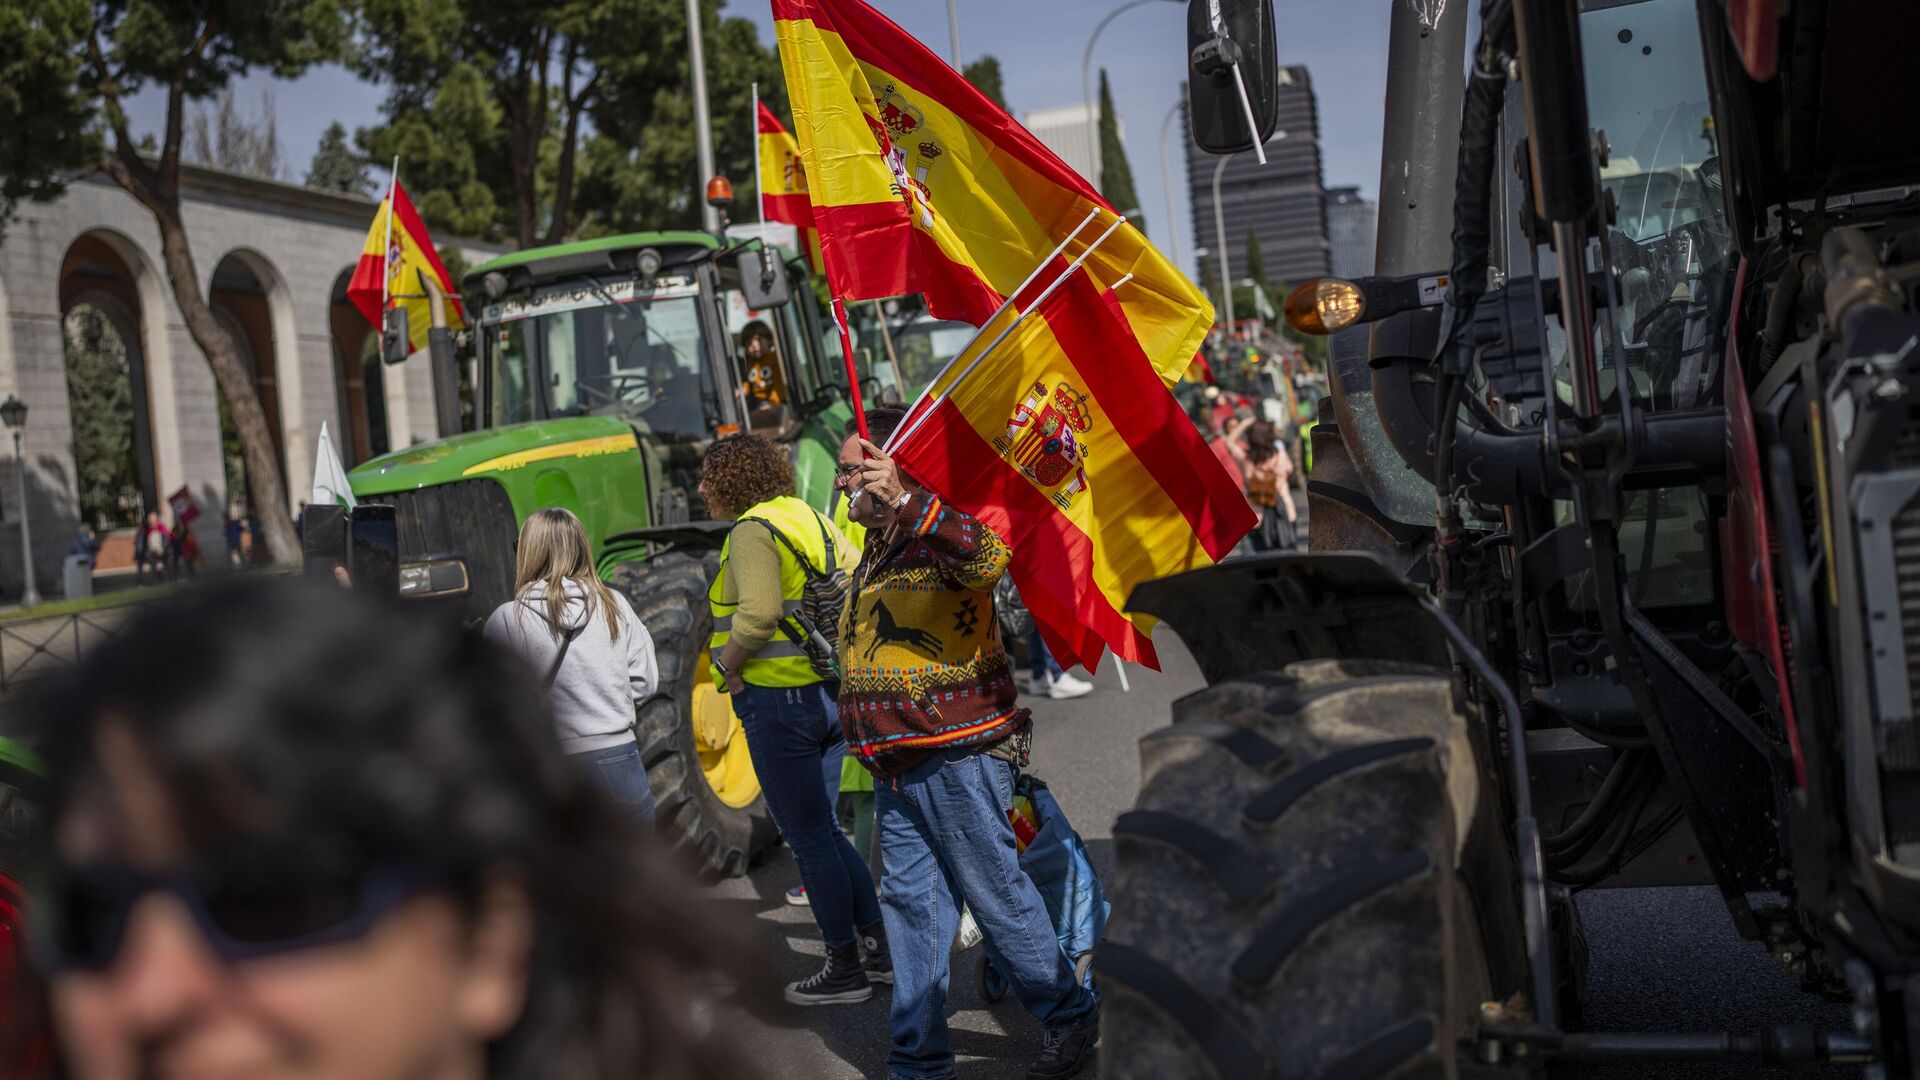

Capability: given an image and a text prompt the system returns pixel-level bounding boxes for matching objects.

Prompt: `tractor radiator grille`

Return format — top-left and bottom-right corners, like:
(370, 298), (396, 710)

(1892, 496), (1920, 769)
(361, 479), (517, 623)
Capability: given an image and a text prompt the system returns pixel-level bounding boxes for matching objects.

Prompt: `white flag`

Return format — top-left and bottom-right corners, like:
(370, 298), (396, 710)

(311, 422), (358, 509)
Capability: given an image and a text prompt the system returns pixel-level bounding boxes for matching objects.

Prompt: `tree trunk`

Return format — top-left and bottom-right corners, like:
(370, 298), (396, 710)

(150, 197), (301, 565)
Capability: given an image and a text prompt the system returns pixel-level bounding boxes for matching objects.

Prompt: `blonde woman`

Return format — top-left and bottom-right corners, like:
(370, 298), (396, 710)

(484, 508), (659, 826)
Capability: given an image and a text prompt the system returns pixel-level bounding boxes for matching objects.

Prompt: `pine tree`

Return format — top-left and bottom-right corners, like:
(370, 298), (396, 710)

(63, 307), (141, 530)
(306, 122), (372, 195)
(963, 56), (1009, 112)
(1096, 69), (1142, 235)
(1246, 231), (1268, 287)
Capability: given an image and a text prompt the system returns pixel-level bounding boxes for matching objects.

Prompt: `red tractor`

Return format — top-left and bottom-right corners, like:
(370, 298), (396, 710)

(1100, 0), (1920, 1075)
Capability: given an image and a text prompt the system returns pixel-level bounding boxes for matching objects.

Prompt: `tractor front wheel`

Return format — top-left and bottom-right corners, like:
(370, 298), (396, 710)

(608, 552), (778, 878)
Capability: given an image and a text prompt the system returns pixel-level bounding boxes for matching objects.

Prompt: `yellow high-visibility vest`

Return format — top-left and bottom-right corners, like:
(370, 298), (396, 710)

(710, 495), (835, 688)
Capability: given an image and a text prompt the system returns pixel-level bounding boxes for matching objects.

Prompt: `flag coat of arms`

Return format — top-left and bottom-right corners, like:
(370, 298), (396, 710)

(772, 0), (1213, 387)
(893, 271), (1257, 672)
(346, 178), (465, 353)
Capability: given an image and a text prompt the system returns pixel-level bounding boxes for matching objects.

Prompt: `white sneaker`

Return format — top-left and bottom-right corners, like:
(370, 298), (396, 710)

(1026, 675), (1053, 696)
(1048, 671), (1094, 700)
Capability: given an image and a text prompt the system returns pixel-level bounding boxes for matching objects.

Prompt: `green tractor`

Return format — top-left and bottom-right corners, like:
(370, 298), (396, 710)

(349, 230), (877, 877)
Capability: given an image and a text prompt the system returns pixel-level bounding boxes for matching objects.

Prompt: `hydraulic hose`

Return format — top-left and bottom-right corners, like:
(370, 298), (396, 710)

(1543, 748), (1647, 851)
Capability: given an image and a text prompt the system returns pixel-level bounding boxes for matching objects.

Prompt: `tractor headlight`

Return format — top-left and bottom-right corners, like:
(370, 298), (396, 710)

(398, 559), (470, 597)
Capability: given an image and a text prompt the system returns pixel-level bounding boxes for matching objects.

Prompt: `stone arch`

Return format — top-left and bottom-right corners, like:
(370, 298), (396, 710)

(213, 248), (306, 506)
(58, 231), (164, 533)
(208, 250), (293, 515)
(327, 266), (389, 467)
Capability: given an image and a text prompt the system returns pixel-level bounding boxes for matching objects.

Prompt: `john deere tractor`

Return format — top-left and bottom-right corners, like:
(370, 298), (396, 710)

(349, 231), (875, 877)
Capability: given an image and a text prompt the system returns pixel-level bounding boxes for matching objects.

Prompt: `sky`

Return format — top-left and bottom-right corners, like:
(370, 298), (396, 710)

(126, 0), (1394, 280)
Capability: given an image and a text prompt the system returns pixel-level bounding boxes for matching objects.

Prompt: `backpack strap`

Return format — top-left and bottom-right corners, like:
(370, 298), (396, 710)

(740, 516), (825, 580)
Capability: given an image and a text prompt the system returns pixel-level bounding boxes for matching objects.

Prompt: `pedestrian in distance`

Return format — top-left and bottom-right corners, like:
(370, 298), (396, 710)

(222, 511), (246, 567)
(1242, 419), (1298, 551)
(484, 508), (659, 829)
(837, 406), (1100, 1080)
(135, 511), (170, 585)
(698, 433), (891, 1005)
(171, 514), (202, 577)
(67, 524), (101, 570)
(18, 577), (768, 1080)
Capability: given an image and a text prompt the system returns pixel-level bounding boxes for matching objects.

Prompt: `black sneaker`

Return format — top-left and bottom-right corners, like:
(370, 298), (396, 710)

(785, 942), (873, 1006)
(859, 920), (893, 986)
(1027, 1020), (1098, 1080)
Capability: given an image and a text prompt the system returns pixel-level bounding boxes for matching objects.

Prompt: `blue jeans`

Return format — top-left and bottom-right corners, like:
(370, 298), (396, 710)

(572, 741), (656, 829)
(1027, 626), (1063, 680)
(878, 749), (1098, 1079)
(734, 682), (881, 949)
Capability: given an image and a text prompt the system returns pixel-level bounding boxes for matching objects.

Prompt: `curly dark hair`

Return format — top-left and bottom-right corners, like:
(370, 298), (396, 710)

(20, 578), (770, 1080)
(700, 433), (795, 519)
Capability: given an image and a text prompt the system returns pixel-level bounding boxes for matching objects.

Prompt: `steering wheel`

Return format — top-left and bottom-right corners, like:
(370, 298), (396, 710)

(574, 373), (654, 411)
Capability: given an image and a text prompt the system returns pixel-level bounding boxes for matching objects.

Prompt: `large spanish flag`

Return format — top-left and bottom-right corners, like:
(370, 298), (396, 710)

(346, 178), (465, 353)
(892, 269), (1257, 671)
(773, 0), (1212, 386)
(757, 101), (826, 270)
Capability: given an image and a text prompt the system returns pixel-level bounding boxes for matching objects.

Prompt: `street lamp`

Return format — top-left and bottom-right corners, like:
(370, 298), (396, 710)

(1082, 0), (1183, 183)
(1158, 100), (1185, 270)
(1210, 131), (1288, 336)
(2, 396), (39, 607)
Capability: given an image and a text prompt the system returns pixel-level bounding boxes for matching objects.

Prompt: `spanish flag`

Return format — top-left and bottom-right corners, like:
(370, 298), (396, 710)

(756, 102), (825, 270)
(346, 177), (465, 353)
(892, 269), (1257, 671)
(772, 0), (1213, 386)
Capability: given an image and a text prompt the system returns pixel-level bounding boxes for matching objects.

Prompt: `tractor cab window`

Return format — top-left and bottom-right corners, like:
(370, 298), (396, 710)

(718, 256), (820, 432)
(1579, 0), (1732, 410)
(478, 276), (718, 441)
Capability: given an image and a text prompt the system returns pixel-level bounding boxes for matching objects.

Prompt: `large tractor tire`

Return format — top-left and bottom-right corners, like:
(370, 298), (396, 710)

(608, 551), (777, 878)
(1098, 661), (1494, 1080)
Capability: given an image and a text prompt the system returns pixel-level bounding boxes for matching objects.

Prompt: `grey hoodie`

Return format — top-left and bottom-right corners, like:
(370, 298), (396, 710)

(484, 580), (659, 755)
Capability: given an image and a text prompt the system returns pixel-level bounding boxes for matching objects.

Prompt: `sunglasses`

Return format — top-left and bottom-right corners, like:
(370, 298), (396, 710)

(32, 842), (450, 973)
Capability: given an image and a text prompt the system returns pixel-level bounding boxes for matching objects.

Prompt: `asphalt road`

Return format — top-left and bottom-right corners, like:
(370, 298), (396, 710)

(711, 629), (1860, 1079)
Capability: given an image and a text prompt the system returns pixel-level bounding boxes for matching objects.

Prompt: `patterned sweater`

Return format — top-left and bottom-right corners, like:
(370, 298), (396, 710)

(837, 491), (1029, 779)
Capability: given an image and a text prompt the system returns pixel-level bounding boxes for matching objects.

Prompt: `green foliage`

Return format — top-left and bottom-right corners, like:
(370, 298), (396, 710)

(0, 0), (100, 238)
(1246, 231), (1267, 287)
(62, 306), (142, 530)
(1096, 69), (1141, 234)
(351, 0), (782, 247)
(963, 56), (1008, 113)
(306, 120), (373, 194)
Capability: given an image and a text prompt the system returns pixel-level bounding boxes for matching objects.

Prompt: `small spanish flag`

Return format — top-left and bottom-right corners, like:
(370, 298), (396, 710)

(757, 102), (825, 270)
(346, 177), (465, 353)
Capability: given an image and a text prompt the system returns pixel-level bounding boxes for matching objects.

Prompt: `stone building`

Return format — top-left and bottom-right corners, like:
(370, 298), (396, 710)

(0, 164), (502, 598)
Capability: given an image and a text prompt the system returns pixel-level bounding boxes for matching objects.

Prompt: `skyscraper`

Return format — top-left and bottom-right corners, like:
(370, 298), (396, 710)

(1024, 103), (1103, 189)
(1185, 65), (1330, 298)
(1324, 186), (1378, 278)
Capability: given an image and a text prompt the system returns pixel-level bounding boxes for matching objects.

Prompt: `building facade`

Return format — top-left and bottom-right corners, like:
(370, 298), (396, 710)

(0, 165), (502, 598)
(1184, 65), (1330, 295)
(1325, 186), (1379, 278)
(1024, 103), (1104, 190)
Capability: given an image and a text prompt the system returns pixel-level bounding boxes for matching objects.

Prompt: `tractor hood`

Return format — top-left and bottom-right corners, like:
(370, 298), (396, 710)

(1705, 0), (1920, 248)
(348, 416), (639, 496)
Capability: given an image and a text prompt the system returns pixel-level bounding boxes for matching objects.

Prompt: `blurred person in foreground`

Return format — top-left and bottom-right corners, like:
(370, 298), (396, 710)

(485, 507), (659, 828)
(837, 407), (1099, 1080)
(1241, 419), (1298, 551)
(699, 434), (890, 1004)
(17, 578), (763, 1080)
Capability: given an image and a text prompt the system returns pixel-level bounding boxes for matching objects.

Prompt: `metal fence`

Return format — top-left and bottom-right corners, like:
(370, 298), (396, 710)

(0, 607), (136, 697)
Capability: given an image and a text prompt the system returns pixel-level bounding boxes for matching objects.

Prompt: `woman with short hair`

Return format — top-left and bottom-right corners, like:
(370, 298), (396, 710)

(485, 507), (659, 827)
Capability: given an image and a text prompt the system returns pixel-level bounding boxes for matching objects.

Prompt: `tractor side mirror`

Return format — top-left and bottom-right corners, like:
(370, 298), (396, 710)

(382, 306), (411, 365)
(1187, 0), (1280, 154)
(737, 249), (792, 311)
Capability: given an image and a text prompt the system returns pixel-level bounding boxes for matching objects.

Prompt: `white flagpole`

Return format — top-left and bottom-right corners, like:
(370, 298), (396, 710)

(884, 207), (1103, 451)
(886, 215), (1129, 456)
(752, 82), (769, 246)
(380, 157), (399, 314)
